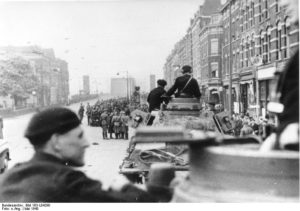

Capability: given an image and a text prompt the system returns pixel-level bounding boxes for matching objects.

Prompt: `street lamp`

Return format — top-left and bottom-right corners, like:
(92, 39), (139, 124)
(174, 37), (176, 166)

(32, 91), (36, 107)
(117, 71), (129, 102)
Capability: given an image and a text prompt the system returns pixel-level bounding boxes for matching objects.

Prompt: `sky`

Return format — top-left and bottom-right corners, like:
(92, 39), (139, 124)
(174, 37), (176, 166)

(0, 0), (211, 95)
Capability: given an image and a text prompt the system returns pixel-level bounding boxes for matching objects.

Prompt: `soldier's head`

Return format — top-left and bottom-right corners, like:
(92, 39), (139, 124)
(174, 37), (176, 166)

(157, 79), (167, 88)
(24, 107), (89, 167)
(181, 65), (192, 74)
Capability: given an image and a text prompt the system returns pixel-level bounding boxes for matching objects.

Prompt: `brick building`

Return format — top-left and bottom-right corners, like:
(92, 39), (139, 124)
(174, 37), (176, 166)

(199, 13), (223, 103)
(163, 0), (222, 96)
(163, 0), (298, 117)
(221, 0), (299, 116)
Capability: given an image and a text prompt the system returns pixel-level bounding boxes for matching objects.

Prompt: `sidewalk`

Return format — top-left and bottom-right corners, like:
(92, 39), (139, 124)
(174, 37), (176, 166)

(0, 107), (38, 118)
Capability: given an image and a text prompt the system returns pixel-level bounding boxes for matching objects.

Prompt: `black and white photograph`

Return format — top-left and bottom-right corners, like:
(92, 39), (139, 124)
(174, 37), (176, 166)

(0, 0), (299, 205)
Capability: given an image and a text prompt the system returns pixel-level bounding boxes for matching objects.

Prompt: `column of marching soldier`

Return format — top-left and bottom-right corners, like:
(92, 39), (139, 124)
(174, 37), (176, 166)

(78, 98), (131, 140)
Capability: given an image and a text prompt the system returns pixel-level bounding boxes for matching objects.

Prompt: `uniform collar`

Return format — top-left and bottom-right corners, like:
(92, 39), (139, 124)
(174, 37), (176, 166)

(31, 152), (68, 166)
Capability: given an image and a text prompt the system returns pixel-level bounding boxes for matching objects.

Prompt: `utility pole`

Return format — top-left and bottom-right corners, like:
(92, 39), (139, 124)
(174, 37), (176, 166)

(229, 0), (233, 116)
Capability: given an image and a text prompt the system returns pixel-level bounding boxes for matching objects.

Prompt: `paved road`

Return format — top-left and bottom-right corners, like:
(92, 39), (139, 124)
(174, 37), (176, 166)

(2, 101), (130, 188)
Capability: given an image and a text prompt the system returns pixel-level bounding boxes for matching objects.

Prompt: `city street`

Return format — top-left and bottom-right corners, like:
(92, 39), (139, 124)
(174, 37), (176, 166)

(2, 100), (129, 188)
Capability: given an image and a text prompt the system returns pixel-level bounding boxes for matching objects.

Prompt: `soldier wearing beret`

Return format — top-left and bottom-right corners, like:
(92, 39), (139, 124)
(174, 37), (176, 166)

(165, 65), (201, 99)
(0, 107), (156, 202)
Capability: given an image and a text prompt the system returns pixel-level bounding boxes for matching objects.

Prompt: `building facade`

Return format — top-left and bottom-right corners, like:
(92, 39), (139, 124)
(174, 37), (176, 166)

(0, 46), (69, 108)
(199, 13), (224, 103)
(163, 0), (299, 118)
(110, 77), (136, 99)
(163, 0), (223, 99)
(221, 0), (299, 117)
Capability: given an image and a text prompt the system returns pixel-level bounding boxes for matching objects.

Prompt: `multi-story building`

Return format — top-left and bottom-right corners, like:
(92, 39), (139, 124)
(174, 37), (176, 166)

(83, 75), (90, 95)
(255, 0), (299, 117)
(221, 0), (299, 116)
(163, 0), (298, 116)
(199, 13), (223, 103)
(110, 77), (136, 99)
(163, 0), (222, 97)
(0, 46), (69, 107)
(190, 9), (202, 82)
(222, 0), (254, 114)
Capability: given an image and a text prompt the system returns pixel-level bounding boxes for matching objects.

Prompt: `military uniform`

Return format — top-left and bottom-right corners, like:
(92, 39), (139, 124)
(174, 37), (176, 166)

(147, 86), (166, 112)
(111, 114), (121, 139)
(120, 114), (130, 140)
(86, 104), (92, 126)
(0, 152), (155, 202)
(166, 74), (201, 98)
(78, 105), (84, 123)
(100, 112), (109, 139)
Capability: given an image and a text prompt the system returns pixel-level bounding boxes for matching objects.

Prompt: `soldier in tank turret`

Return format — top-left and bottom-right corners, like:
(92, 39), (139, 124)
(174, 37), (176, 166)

(165, 65), (201, 99)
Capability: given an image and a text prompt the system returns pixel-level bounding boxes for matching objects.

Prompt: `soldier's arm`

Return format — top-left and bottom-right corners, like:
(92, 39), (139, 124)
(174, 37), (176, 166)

(193, 79), (201, 98)
(166, 79), (178, 97)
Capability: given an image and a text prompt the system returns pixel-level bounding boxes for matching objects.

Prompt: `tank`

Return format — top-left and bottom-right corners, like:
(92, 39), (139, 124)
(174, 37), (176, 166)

(135, 127), (299, 202)
(119, 97), (235, 182)
(119, 98), (202, 182)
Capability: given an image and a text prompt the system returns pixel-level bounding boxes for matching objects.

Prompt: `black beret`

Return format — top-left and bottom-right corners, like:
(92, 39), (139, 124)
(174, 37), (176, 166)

(181, 65), (192, 73)
(24, 107), (81, 146)
(157, 79), (167, 87)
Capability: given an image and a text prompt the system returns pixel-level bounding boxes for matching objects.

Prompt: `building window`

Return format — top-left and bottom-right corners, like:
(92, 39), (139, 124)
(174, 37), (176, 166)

(224, 54), (227, 75)
(211, 62), (219, 78)
(264, 0), (268, 19)
(275, 0), (279, 13)
(246, 37), (250, 67)
(267, 28), (271, 62)
(281, 17), (291, 59)
(265, 32), (268, 62)
(241, 41), (244, 68)
(259, 31), (263, 56)
(251, 34), (255, 57)
(233, 53), (236, 73)
(236, 51), (240, 71)
(245, 6), (249, 29)
(210, 39), (219, 55)
(258, 0), (262, 22)
(276, 22), (281, 60)
(251, 1), (255, 26)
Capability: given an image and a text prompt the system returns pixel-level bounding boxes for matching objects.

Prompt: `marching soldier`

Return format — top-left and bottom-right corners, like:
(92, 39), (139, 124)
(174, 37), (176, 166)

(108, 112), (114, 139)
(100, 109), (109, 139)
(120, 111), (130, 140)
(78, 103), (85, 123)
(86, 103), (92, 126)
(111, 111), (121, 139)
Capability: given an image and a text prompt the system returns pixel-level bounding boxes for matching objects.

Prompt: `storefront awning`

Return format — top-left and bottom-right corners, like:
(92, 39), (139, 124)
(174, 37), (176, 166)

(240, 79), (253, 84)
(257, 67), (276, 80)
(208, 87), (219, 91)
